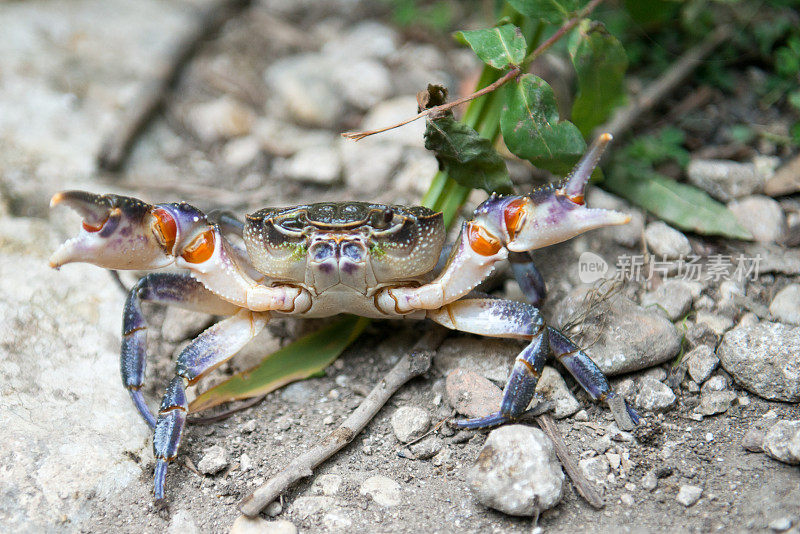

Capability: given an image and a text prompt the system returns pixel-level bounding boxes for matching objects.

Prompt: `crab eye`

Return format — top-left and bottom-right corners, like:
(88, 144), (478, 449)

(151, 208), (177, 253)
(181, 229), (215, 264)
(371, 209), (394, 229)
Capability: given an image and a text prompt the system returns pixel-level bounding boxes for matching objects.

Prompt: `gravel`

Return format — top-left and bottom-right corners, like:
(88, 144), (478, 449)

(435, 338), (519, 382)
(676, 485), (703, 507)
(230, 517), (297, 534)
(277, 145), (342, 184)
(696, 390), (737, 416)
(360, 475), (402, 507)
(719, 322), (800, 401)
(640, 280), (694, 320)
(445, 368), (502, 419)
(468, 425), (564, 516)
(684, 345), (719, 384)
(686, 159), (764, 201)
(534, 366), (580, 419)
(769, 284), (800, 325)
(644, 221), (691, 259)
(742, 426), (766, 452)
(197, 445), (229, 475)
(579, 456), (610, 485)
(762, 420), (800, 465)
(728, 195), (786, 243)
(390, 406), (431, 443)
(635, 377), (676, 412)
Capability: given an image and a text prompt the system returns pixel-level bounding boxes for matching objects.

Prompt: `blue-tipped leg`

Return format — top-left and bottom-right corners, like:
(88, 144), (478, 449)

(508, 251), (546, 307)
(153, 377), (188, 501)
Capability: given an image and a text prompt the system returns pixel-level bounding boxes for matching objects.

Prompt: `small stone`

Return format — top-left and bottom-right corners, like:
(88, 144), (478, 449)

(534, 366), (580, 419)
(241, 420), (257, 434)
(696, 390), (736, 416)
(590, 434), (612, 454)
(186, 96), (254, 143)
(223, 136), (262, 169)
(280, 381), (318, 404)
(645, 221), (691, 259)
(445, 368), (502, 419)
(676, 485), (703, 506)
(762, 420), (800, 464)
(230, 516), (296, 534)
(391, 406), (430, 443)
(579, 456), (610, 485)
(168, 509), (199, 534)
(277, 145), (341, 184)
(358, 96), (426, 148)
(769, 284), (800, 325)
(360, 475), (402, 507)
(339, 139), (403, 193)
(728, 195), (786, 242)
(291, 496), (334, 519)
(331, 58), (392, 110)
(408, 436), (444, 460)
(620, 493), (635, 506)
(641, 470), (658, 491)
(635, 377), (676, 412)
(768, 517), (793, 532)
(322, 21), (399, 61)
(322, 415), (335, 425)
(197, 445), (228, 475)
(615, 378), (637, 401)
(686, 159), (763, 202)
(643, 367), (668, 382)
(435, 337), (519, 382)
(468, 425), (564, 515)
(684, 345), (719, 384)
(695, 311), (734, 336)
(606, 452), (621, 470)
(393, 149), (440, 196)
(266, 501), (283, 517)
(322, 513), (352, 531)
(741, 427), (765, 452)
(573, 409), (589, 422)
(641, 280), (693, 320)
(719, 322), (800, 401)
(239, 453), (253, 472)
(312, 474), (343, 496)
(701, 374), (728, 393)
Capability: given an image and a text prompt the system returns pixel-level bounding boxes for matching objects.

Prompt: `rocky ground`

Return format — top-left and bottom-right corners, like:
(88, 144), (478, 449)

(1, 1), (799, 533)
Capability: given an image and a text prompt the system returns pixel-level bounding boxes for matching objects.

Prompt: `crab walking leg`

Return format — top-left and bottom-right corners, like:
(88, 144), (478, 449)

(122, 273), (241, 428)
(548, 327), (639, 430)
(508, 251), (547, 307)
(427, 298), (639, 430)
(153, 309), (269, 500)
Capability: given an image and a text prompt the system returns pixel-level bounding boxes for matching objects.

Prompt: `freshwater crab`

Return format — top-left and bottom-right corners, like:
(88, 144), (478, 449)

(50, 133), (639, 502)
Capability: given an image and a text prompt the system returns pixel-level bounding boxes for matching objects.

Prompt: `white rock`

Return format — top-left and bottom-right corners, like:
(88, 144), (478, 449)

(695, 311), (734, 336)
(360, 475), (402, 507)
(434, 337), (519, 382)
(728, 195), (786, 242)
(676, 485), (703, 506)
(186, 96), (255, 143)
(322, 21), (399, 61)
(312, 474), (343, 495)
(641, 280), (693, 320)
(394, 149), (439, 196)
(534, 366), (580, 418)
(339, 138), (403, 193)
(696, 390), (736, 416)
(635, 377), (676, 412)
(239, 453), (253, 472)
(644, 221), (691, 259)
(687, 159), (763, 201)
(468, 426), (564, 515)
(684, 345), (719, 384)
(391, 406), (430, 443)
(169, 509), (199, 534)
(579, 456), (610, 485)
(198, 445), (228, 475)
(230, 516), (297, 534)
(223, 136), (262, 168)
(358, 96), (426, 148)
(332, 58), (392, 110)
(278, 145), (341, 184)
(768, 517), (793, 532)
(769, 284), (800, 325)
(763, 420), (800, 465)
(322, 512), (353, 531)
(291, 496), (334, 519)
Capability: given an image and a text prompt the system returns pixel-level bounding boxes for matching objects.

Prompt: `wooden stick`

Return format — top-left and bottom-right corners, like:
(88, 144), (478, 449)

(597, 24), (732, 140)
(238, 327), (448, 517)
(97, 0), (252, 171)
(537, 414), (604, 509)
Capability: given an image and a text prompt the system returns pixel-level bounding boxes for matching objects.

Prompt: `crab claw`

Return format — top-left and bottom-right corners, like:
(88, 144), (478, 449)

(474, 133), (630, 252)
(49, 191), (178, 270)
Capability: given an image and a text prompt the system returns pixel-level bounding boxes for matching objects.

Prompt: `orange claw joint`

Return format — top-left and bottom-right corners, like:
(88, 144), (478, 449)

(561, 132), (613, 205)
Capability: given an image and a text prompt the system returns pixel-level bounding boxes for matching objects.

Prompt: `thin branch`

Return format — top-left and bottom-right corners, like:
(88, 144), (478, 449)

(97, 0), (252, 171)
(597, 24), (732, 140)
(187, 394), (266, 425)
(342, 0), (605, 142)
(537, 414), (604, 509)
(237, 327), (448, 517)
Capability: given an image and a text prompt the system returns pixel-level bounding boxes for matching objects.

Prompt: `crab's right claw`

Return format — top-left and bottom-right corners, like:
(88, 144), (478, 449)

(49, 190), (205, 271)
(474, 133), (630, 252)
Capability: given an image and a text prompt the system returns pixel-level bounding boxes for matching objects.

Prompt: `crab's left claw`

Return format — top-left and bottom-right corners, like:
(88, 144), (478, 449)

(49, 191), (181, 270)
(474, 133), (630, 252)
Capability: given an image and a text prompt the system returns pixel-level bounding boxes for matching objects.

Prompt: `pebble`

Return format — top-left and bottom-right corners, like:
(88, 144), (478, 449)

(615, 378), (637, 401)
(695, 311), (734, 336)
(445, 368), (502, 419)
(728, 195), (786, 242)
(197, 445), (228, 475)
(643, 367), (667, 382)
(701, 374), (728, 393)
(230, 517), (297, 534)
(696, 390), (736, 416)
(534, 366), (580, 419)
(408, 436), (444, 460)
(640, 280), (693, 320)
(185, 96), (255, 143)
(391, 406), (430, 443)
(223, 136), (262, 169)
(435, 338), (518, 382)
(358, 96), (426, 148)
(339, 139), (403, 193)
(266, 501), (283, 517)
(322, 21), (398, 61)
(590, 435), (612, 454)
(644, 221), (691, 259)
(769, 284), (800, 325)
(360, 475), (402, 507)
(468, 426), (564, 516)
(768, 517), (793, 532)
(393, 149), (439, 196)
(291, 496), (334, 519)
(676, 485), (703, 506)
(762, 420), (800, 465)
(686, 159), (763, 201)
(277, 145), (341, 184)
(635, 377), (676, 412)
(579, 456), (610, 484)
(684, 345), (719, 384)
(620, 493), (635, 506)
(573, 409), (589, 422)
(241, 420), (257, 434)
(239, 453), (253, 472)
(312, 474), (343, 496)
(331, 58), (392, 110)
(641, 470), (658, 491)
(168, 509), (199, 534)
(741, 426), (765, 452)
(554, 288), (681, 375)
(322, 513), (352, 531)
(719, 322), (800, 401)
(280, 381), (319, 404)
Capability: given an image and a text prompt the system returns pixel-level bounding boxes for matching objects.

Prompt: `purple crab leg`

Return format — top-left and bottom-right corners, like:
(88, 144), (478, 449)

(508, 251), (546, 306)
(548, 327), (639, 430)
(121, 273), (241, 429)
(153, 308), (268, 501)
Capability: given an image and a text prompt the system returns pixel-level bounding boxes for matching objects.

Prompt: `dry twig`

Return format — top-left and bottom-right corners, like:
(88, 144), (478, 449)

(341, 0), (605, 142)
(238, 327), (448, 517)
(97, 0), (252, 171)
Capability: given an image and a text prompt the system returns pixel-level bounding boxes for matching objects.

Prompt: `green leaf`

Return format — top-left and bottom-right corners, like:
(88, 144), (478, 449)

(507, 0), (583, 24)
(424, 116), (514, 195)
(455, 24), (527, 69)
(569, 21), (627, 136)
(500, 73), (586, 174)
(605, 165), (752, 240)
(189, 316), (370, 413)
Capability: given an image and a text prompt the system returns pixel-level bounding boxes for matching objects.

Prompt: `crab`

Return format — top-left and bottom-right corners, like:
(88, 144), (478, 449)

(50, 133), (639, 502)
